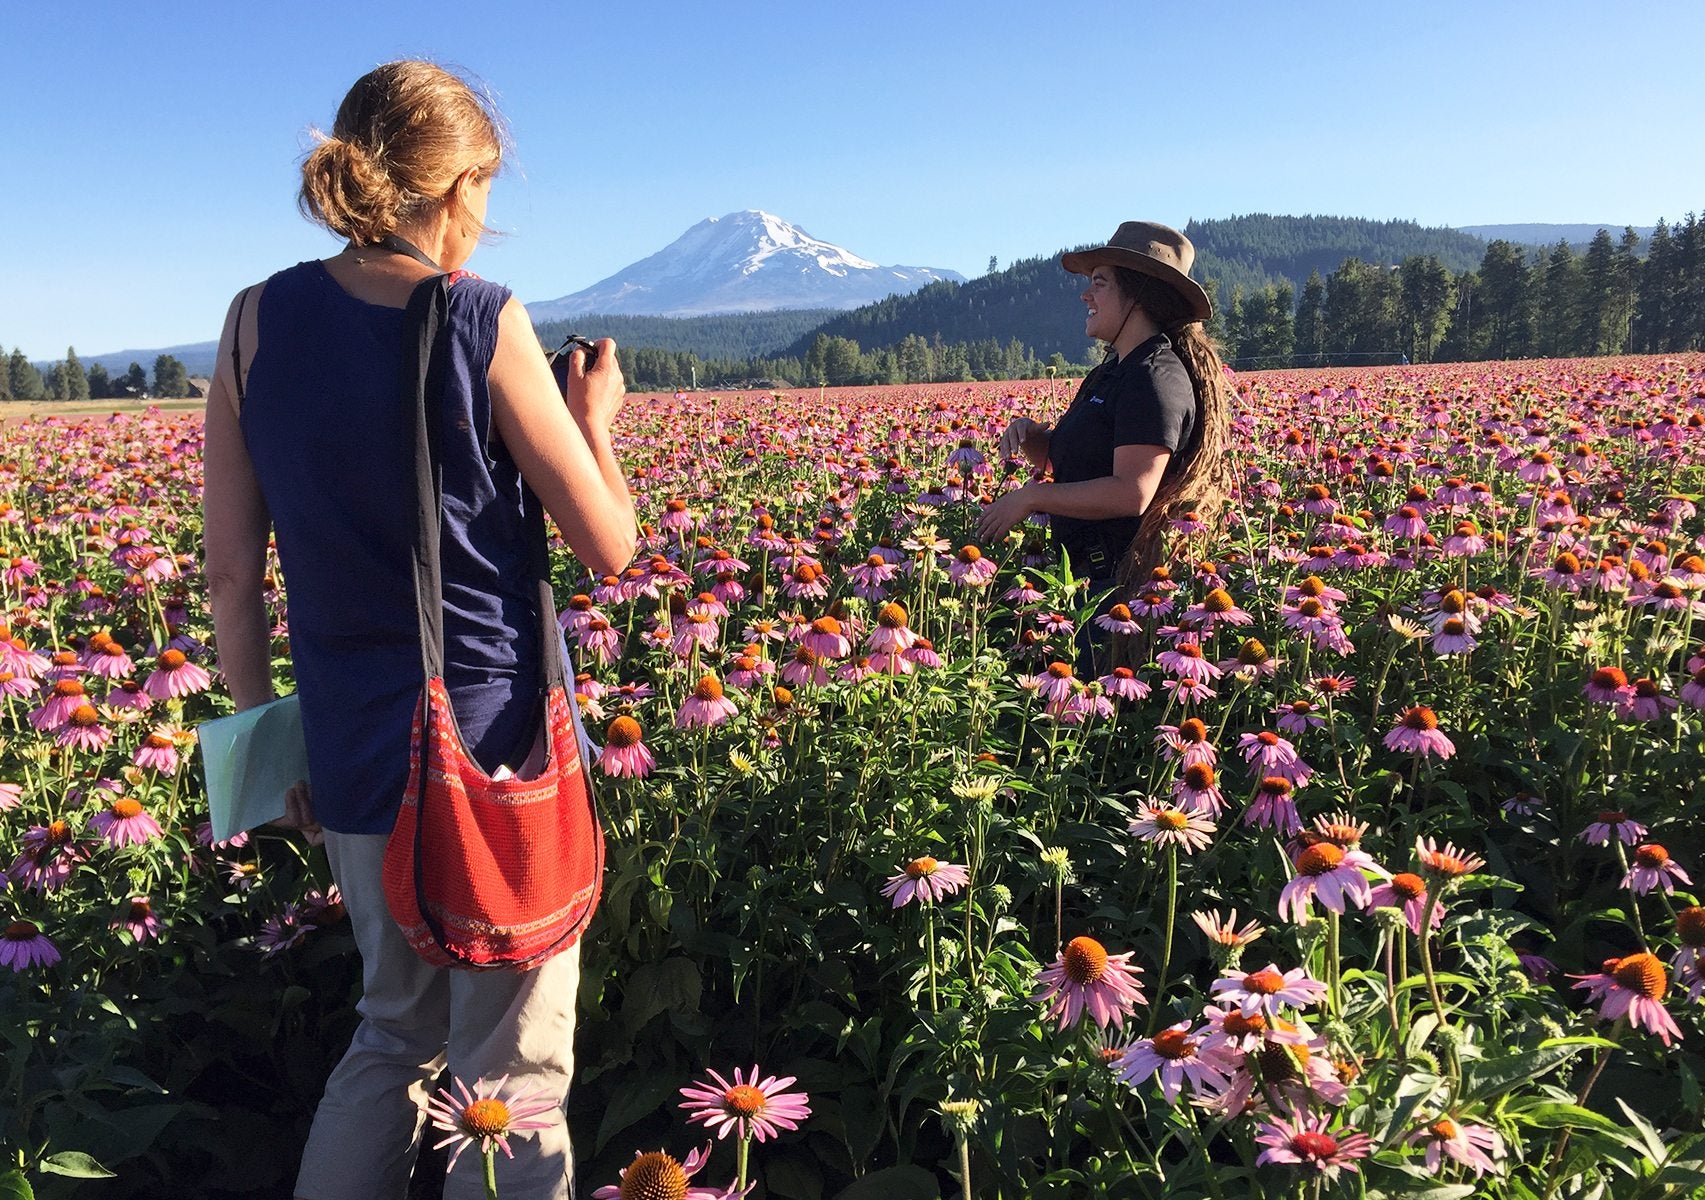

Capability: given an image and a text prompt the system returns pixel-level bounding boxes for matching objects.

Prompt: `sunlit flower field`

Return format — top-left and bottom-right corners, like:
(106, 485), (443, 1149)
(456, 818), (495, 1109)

(3, 354), (1704, 1199)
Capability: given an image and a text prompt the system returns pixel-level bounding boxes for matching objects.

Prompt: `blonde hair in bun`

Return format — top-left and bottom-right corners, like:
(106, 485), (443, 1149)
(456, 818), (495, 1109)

(298, 60), (505, 245)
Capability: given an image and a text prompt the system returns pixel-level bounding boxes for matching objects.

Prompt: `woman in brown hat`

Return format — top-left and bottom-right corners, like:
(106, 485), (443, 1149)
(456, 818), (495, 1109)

(979, 221), (1233, 655)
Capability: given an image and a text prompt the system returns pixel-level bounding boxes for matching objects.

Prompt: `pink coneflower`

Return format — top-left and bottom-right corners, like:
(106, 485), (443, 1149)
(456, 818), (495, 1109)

(105, 679), (152, 712)
(1383, 505), (1429, 540)
(1157, 641), (1221, 683)
(113, 895), (161, 942)
(592, 1145), (740, 1200)
(1431, 616), (1477, 655)
(780, 645), (830, 688)
(1034, 936), (1146, 1030)
(1407, 1116), (1505, 1177)
(1624, 677), (1678, 722)
(1128, 590), (1175, 619)
(1238, 730), (1299, 775)
(598, 716), (656, 779)
(1128, 802), (1215, 852)
(847, 554), (902, 600)
(1571, 952), (1682, 1045)
(679, 1064), (812, 1143)
(1191, 909), (1265, 951)
(881, 856), (969, 907)
(1093, 602), (1143, 636)
(133, 728), (181, 773)
(82, 632), (135, 679)
(1384, 707), (1455, 759)
(1580, 810), (1648, 846)
(425, 1073), (561, 1175)
(57, 704), (112, 752)
(28, 678), (89, 731)
(1414, 837), (1486, 881)
(866, 603), (918, 656)
(676, 675), (737, 729)
(0, 919), (60, 970)
(1538, 550), (1587, 591)
(141, 648), (212, 700)
(1156, 717), (1216, 767)
(1245, 776), (1302, 837)
(89, 796), (163, 847)
(1114, 1022), (1236, 1102)
(799, 615), (850, 661)
(904, 638), (941, 670)
(1368, 872), (1442, 935)
(1278, 842), (1381, 923)
(1275, 699), (1325, 735)
(1035, 661), (1078, 716)
(1208, 962), (1328, 1020)
(1171, 761), (1227, 818)
(1161, 676), (1216, 706)
(947, 545), (997, 587)
(1624, 843), (1692, 895)
(1098, 667), (1149, 702)
(1186, 587), (1254, 632)
(1254, 1111), (1372, 1179)
(780, 562), (828, 601)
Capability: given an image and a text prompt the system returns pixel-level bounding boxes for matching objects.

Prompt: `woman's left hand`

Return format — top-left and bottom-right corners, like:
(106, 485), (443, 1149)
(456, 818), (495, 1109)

(977, 485), (1038, 542)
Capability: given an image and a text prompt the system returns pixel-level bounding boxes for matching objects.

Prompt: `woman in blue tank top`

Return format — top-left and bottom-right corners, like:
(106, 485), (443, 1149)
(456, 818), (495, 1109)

(201, 61), (636, 1200)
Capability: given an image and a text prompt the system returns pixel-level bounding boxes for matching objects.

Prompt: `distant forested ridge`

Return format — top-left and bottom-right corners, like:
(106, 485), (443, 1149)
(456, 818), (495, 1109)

(533, 309), (836, 361)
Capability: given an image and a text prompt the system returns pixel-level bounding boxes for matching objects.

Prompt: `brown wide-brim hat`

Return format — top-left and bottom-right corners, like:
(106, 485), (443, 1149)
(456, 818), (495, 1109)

(1060, 220), (1213, 323)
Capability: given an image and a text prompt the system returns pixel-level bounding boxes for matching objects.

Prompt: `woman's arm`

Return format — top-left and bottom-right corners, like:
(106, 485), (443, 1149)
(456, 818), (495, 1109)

(487, 298), (637, 578)
(977, 443), (1170, 540)
(202, 290), (275, 712)
(998, 416), (1053, 473)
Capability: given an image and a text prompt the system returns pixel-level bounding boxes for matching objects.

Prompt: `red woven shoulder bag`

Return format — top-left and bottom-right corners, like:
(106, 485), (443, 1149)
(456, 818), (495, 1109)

(382, 274), (603, 970)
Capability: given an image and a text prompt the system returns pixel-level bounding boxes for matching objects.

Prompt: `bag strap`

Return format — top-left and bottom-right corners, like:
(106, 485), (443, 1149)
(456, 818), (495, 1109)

(402, 276), (568, 695)
(230, 286), (254, 406)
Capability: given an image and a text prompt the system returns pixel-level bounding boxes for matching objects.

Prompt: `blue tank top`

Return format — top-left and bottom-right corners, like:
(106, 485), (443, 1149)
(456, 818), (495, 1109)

(241, 260), (543, 834)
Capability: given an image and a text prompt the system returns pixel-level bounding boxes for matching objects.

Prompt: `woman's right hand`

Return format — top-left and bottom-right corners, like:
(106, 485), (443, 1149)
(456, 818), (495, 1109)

(999, 416), (1050, 467)
(564, 338), (624, 434)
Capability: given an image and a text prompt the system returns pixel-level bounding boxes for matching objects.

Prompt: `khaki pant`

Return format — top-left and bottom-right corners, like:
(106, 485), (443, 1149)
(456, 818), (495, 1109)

(295, 832), (580, 1200)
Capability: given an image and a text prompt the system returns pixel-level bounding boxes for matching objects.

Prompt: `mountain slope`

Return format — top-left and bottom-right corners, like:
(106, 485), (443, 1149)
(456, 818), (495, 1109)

(526, 210), (963, 319)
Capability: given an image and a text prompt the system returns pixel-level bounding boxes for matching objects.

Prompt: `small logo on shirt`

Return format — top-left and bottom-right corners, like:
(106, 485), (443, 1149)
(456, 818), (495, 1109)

(1088, 395), (1106, 405)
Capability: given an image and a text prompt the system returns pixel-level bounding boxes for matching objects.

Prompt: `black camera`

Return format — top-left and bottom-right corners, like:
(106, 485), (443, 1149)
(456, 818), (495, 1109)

(545, 333), (599, 390)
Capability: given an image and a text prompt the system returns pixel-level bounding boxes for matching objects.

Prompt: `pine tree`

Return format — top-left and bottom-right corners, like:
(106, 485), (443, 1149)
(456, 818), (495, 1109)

(8, 349), (46, 401)
(1293, 271), (1326, 366)
(1476, 242), (1534, 360)
(153, 355), (190, 398)
(0, 348), (10, 401)
(1633, 220), (1674, 352)
(1575, 229), (1619, 355)
(1534, 242), (1579, 358)
(87, 362), (111, 400)
(121, 362), (148, 396)
(64, 347), (90, 401)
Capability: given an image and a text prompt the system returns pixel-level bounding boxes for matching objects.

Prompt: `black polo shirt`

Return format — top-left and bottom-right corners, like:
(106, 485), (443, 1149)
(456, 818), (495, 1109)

(1047, 333), (1196, 576)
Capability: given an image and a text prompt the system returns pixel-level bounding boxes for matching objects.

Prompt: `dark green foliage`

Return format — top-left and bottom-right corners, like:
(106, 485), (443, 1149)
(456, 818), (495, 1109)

(152, 355), (189, 398)
(7, 349), (46, 401)
(534, 309), (837, 361)
(86, 363), (111, 400)
(63, 348), (89, 402)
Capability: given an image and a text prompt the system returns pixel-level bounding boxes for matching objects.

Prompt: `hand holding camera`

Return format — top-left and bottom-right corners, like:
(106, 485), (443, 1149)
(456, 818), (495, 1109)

(548, 331), (624, 435)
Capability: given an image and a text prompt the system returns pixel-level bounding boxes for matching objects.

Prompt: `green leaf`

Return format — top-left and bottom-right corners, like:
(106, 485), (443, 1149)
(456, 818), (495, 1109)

(593, 1070), (676, 1156)
(1510, 1102), (1637, 1143)
(38, 1151), (116, 1179)
(0, 1169), (33, 1200)
(1462, 1040), (1596, 1102)
(829, 1166), (940, 1200)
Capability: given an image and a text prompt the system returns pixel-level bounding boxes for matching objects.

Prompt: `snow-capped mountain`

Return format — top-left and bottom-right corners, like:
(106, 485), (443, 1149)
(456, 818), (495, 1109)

(527, 210), (964, 320)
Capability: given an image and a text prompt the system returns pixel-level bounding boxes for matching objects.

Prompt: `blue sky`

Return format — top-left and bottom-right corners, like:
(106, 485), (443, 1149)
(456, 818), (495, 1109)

(5, 0), (1702, 360)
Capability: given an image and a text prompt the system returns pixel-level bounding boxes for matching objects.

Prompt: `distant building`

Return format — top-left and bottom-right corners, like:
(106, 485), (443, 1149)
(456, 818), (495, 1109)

(187, 377), (211, 398)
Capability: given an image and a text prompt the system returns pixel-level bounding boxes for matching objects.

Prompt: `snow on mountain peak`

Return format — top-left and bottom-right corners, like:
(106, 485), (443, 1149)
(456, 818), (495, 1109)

(527, 211), (960, 319)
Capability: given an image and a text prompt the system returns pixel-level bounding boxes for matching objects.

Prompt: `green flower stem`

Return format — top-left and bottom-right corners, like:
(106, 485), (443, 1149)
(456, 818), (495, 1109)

(955, 1133), (972, 1200)
(737, 1135), (750, 1191)
(1147, 844), (1179, 1035)
(482, 1147), (498, 1200)
(924, 902), (939, 1014)
(1327, 910), (1343, 1018)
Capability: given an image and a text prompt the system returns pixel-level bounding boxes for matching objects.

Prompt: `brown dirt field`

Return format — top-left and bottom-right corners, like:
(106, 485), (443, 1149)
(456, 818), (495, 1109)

(0, 398), (204, 423)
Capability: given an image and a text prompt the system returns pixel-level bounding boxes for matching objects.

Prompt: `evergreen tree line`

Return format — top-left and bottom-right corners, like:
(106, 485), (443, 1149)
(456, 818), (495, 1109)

(1, 350), (191, 402)
(1218, 216), (1703, 369)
